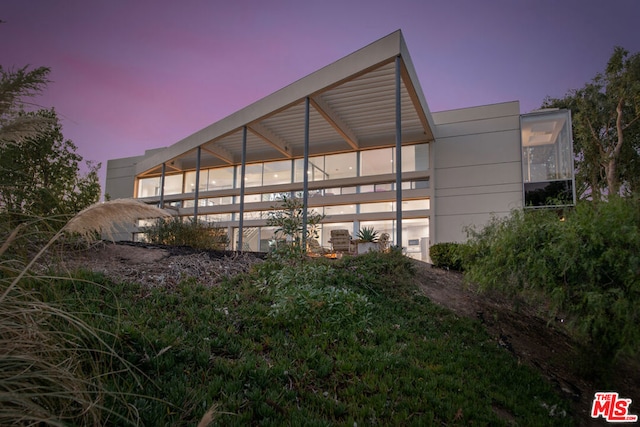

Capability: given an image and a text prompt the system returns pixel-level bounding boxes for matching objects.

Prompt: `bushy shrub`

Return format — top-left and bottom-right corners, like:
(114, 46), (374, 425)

(464, 198), (640, 361)
(142, 217), (228, 250)
(429, 242), (465, 271)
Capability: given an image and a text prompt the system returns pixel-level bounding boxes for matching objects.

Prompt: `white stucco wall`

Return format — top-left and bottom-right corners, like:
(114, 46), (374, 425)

(431, 101), (523, 243)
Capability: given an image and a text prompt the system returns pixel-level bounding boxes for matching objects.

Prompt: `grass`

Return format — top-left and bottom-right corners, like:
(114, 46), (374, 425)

(29, 249), (574, 426)
(0, 199), (170, 425)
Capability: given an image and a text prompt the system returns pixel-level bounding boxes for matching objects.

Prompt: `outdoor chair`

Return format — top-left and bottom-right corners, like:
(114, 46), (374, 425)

(329, 229), (355, 254)
(307, 238), (331, 256)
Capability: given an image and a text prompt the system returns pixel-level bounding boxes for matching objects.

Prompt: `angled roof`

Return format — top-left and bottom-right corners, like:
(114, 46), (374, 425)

(136, 30), (434, 176)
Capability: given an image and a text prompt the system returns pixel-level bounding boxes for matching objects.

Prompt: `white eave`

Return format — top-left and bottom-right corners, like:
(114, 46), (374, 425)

(135, 30), (435, 177)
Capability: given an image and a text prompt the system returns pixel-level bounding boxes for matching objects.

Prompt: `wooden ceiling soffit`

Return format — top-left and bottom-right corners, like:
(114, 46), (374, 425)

(247, 123), (292, 158)
(399, 59), (434, 141)
(310, 95), (359, 150)
(201, 142), (234, 164)
(164, 159), (183, 172)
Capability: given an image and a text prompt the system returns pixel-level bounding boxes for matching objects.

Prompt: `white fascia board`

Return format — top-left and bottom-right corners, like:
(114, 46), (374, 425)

(135, 31), (405, 176)
(398, 33), (435, 141)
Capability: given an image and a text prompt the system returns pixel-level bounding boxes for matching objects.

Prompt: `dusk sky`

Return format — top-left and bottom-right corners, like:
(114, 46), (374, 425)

(2, 0), (640, 189)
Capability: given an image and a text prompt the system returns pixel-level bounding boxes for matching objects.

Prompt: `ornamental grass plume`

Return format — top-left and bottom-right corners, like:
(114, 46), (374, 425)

(0, 198), (170, 425)
(5, 199), (170, 298)
(64, 198), (171, 241)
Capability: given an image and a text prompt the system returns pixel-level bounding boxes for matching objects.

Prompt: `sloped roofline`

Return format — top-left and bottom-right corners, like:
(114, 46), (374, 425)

(135, 29), (434, 175)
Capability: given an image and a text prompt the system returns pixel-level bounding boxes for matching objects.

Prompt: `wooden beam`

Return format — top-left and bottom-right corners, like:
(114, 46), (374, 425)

(247, 123), (292, 158)
(310, 95), (359, 150)
(201, 142), (235, 164)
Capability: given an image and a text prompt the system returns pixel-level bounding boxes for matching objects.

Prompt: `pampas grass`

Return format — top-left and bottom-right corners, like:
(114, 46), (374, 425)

(4, 199), (170, 298)
(64, 198), (170, 241)
(0, 198), (170, 425)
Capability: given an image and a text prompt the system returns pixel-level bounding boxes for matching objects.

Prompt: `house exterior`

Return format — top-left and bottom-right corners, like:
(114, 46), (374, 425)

(105, 30), (574, 261)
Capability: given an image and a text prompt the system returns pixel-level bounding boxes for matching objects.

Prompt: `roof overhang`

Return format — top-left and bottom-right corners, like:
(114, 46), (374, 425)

(136, 30), (435, 177)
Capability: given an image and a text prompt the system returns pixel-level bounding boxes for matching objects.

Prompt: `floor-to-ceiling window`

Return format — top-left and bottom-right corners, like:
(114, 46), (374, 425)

(521, 110), (575, 207)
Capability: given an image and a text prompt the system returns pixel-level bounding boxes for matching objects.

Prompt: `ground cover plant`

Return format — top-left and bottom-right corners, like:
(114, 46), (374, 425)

(32, 249), (573, 426)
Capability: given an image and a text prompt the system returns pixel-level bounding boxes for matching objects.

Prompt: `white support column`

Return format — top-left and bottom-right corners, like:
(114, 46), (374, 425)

(238, 126), (247, 251)
(395, 56), (403, 248)
(194, 146), (201, 219)
(302, 97), (310, 249)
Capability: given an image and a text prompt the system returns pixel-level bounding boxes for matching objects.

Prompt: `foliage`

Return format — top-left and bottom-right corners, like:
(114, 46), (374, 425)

(0, 65), (52, 146)
(0, 200), (170, 426)
(0, 109), (101, 229)
(357, 226), (379, 242)
(429, 242), (464, 271)
(142, 216), (229, 250)
(0, 280), (137, 426)
(463, 198), (640, 361)
(32, 251), (572, 426)
(543, 46), (640, 200)
(266, 195), (324, 251)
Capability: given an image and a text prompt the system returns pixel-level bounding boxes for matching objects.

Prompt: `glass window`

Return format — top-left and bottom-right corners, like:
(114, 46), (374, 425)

(324, 204), (356, 215)
(184, 170), (209, 193)
(209, 166), (235, 190)
(359, 184), (374, 194)
(361, 148), (393, 176)
(234, 227), (258, 251)
(263, 160), (292, 186)
(294, 156), (327, 182)
(402, 199), (430, 211)
(164, 174), (183, 195)
(243, 194), (261, 203)
(375, 183), (393, 192)
(204, 213), (232, 223)
(342, 186), (357, 194)
(402, 218), (429, 261)
(324, 152), (357, 179)
(521, 111), (573, 182)
(138, 177), (161, 197)
(239, 164), (263, 188)
(521, 110), (575, 207)
(360, 202), (394, 213)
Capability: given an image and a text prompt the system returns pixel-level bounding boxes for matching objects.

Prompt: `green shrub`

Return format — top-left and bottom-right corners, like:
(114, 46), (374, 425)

(429, 242), (465, 271)
(464, 197), (640, 362)
(142, 217), (228, 250)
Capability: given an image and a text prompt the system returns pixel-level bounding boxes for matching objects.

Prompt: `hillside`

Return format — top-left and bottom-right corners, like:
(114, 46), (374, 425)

(49, 242), (639, 426)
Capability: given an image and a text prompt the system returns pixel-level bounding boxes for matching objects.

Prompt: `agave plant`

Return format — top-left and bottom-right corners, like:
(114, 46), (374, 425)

(357, 226), (379, 243)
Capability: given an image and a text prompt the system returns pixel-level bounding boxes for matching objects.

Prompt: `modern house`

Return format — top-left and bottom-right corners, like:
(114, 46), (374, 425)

(105, 30), (574, 261)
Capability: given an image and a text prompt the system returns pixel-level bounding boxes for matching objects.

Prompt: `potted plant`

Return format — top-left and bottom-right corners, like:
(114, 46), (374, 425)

(356, 226), (379, 254)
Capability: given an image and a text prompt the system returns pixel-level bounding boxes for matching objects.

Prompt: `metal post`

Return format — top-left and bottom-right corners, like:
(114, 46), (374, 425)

(238, 126), (247, 251)
(302, 97), (310, 250)
(160, 163), (166, 209)
(194, 146), (201, 219)
(395, 56), (403, 248)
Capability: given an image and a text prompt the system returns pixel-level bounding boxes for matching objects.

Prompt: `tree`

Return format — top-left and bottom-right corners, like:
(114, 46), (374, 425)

(267, 195), (325, 250)
(0, 109), (101, 226)
(0, 66), (52, 147)
(544, 47), (640, 200)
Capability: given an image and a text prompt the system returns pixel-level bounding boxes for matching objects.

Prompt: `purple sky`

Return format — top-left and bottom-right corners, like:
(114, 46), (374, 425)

(2, 0), (640, 190)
